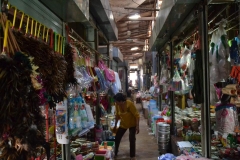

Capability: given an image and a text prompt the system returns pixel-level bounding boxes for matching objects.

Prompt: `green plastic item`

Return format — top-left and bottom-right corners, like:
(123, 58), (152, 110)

(94, 155), (105, 160)
(100, 141), (115, 147)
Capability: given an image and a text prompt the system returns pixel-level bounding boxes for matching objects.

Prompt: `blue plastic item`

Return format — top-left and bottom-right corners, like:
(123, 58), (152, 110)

(158, 153), (176, 160)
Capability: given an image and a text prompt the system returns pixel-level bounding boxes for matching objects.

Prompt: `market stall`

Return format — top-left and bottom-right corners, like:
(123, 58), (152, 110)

(0, 1), (122, 160)
(148, 0), (240, 160)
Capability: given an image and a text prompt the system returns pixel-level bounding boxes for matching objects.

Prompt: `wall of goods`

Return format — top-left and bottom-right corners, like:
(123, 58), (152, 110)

(138, 3), (240, 160)
(0, 3), (121, 160)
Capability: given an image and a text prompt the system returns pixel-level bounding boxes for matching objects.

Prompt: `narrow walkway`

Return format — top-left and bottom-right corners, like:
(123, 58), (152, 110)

(115, 102), (159, 160)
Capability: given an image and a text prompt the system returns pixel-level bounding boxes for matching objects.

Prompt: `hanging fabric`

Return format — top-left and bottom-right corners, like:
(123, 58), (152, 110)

(98, 60), (115, 82)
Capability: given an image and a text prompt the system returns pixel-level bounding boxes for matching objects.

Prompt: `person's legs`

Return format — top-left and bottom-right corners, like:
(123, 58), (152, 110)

(115, 127), (127, 156)
(129, 126), (136, 158)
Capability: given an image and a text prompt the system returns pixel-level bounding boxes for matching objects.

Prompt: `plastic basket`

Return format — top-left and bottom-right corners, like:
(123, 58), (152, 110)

(95, 150), (107, 159)
(100, 141), (115, 147)
(94, 155), (106, 160)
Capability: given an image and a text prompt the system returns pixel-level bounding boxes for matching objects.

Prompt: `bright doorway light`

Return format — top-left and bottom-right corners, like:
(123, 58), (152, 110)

(128, 14), (141, 19)
(131, 47), (138, 51)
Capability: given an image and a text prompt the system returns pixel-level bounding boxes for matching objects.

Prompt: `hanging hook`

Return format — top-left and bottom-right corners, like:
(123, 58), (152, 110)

(34, 21), (38, 38)
(37, 23), (42, 39)
(42, 25), (46, 41)
(11, 6), (17, 29)
(18, 11), (24, 31)
(25, 15), (30, 35)
(30, 18), (34, 37)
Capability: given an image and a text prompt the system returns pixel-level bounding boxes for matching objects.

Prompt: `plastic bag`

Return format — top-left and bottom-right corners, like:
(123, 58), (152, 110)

(210, 84), (218, 104)
(111, 82), (119, 95)
(74, 66), (93, 90)
(158, 153), (176, 160)
(209, 31), (218, 65)
(215, 19), (227, 39)
(218, 59), (231, 80)
(176, 155), (194, 160)
(210, 64), (220, 83)
(215, 104), (238, 133)
(160, 65), (169, 84)
(179, 46), (191, 71)
(218, 35), (229, 60)
(170, 69), (185, 91)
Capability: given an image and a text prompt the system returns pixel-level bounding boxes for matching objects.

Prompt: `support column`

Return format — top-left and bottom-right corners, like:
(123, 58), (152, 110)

(94, 29), (100, 125)
(200, 1), (211, 158)
(169, 41), (175, 134)
(62, 22), (71, 160)
(107, 43), (110, 68)
(156, 53), (161, 110)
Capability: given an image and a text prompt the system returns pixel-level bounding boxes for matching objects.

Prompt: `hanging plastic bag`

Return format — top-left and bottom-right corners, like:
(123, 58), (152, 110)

(209, 43), (215, 64)
(217, 35), (231, 81)
(218, 58), (231, 80)
(218, 35), (229, 59)
(215, 19), (227, 39)
(160, 65), (169, 84)
(111, 82), (119, 95)
(210, 42), (221, 83)
(215, 104), (238, 133)
(179, 46), (191, 71)
(170, 69), (185, 91)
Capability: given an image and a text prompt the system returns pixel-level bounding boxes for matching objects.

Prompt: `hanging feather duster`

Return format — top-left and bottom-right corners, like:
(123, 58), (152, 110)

(13, 30), (68, 104)
(0, 52), (46, 160)
(64, 43), (78, 86)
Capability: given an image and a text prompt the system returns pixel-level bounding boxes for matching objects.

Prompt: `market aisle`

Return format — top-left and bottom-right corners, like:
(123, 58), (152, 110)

(115, 103), (159, 160)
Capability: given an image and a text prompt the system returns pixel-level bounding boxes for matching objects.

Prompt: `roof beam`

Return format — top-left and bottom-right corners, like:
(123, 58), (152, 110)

(118, 37), (150, 40)
(118, 33), (147, 39)
(113, 43), (145, 46)
(124, 7), (159, 11)
(119, 30), (147, 35)
(117, 24), (149, 29)
(118, 29), (149, 35)
(121, 50), (145, 54)
(118, 17), (156, 22)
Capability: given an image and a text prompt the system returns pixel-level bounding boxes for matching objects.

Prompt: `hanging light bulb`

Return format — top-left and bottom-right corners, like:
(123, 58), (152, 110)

(128, 14), (141, 19)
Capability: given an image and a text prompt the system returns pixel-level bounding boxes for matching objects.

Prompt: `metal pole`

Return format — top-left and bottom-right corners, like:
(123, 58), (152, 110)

(62, 22), (71, 160)
(107, 43), (110, 68)
(200, 1), (211, 158)
(61, 144), (71, 160)
(95, 29), (100, 125)
(157, 53), (162, 110)
(61, 145), (66, 160)
(169, 41), (175, 134)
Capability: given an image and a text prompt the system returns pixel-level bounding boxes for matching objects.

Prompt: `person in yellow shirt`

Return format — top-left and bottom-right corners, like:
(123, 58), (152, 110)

(113, 93), (140, 160)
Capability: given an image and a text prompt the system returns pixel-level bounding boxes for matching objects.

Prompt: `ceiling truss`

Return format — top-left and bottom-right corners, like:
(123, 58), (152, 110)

(109, 0), (156, 61)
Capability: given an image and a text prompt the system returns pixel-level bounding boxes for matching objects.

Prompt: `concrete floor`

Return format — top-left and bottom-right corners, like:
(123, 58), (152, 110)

(114, 103), (159, 160)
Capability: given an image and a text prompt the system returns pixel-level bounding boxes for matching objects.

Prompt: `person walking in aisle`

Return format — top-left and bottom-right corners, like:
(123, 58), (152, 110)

(113, 93), (140, 160)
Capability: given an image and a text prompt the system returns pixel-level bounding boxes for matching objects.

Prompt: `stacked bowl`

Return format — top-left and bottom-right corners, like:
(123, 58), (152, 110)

(157, 123), (170, 154)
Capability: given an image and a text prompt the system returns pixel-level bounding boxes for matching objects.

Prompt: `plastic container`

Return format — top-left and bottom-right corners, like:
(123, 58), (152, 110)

(149, 99), (157, 106)
(100, 141), (115, 147)
(96, 150), (107, 155)
(148, 100), (157, 110)
(94, 155), (106, 160)
(151, 115), (162, 136)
